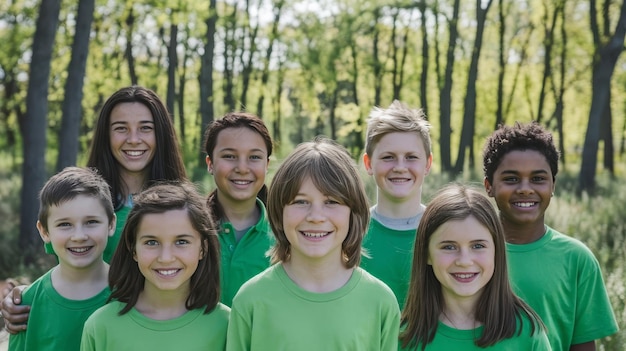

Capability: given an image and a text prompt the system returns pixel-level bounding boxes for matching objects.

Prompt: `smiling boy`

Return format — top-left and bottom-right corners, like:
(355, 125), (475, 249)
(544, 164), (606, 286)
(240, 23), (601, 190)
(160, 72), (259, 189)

(361, 100), (433, 309)
(482, 122), (618, 351)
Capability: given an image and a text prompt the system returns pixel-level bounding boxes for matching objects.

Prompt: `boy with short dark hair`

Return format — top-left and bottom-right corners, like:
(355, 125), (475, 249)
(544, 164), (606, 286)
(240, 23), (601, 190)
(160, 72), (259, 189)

(8, 167), (115, 351)
(482, 122), (618, 351)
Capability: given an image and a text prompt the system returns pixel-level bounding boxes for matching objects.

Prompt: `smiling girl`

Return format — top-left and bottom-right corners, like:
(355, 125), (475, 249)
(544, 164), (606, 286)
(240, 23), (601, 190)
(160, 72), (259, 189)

(399, 184), (550, 350)
(80, 182), (229, 350)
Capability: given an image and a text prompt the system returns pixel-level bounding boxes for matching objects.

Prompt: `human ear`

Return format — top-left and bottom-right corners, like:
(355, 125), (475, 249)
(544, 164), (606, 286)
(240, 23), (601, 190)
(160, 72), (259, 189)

(425, 153), (433, 175)
(108, 214), (117, 237)
(363, 153), (373, 175)
(483, 178), (494, 197)
(205, 155), (213, 174)
(36, 220), (51, 243)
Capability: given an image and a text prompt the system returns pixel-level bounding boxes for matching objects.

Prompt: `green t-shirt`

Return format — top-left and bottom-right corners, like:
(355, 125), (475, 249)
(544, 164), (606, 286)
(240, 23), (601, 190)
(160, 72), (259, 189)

(44, 204), (131, 264)
(361, 216), (418, 309)
(218, 199), (273, 306)
(400, 319), (551, 350)
(81, 300), (230, 351)
(8, 269), (110, 351)
(227, 264), (400, 351)
(506, 226), (618, 350)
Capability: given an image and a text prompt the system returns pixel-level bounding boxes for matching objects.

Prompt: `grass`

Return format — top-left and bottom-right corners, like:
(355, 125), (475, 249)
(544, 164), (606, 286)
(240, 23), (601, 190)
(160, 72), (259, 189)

(1, 163), (624, 349)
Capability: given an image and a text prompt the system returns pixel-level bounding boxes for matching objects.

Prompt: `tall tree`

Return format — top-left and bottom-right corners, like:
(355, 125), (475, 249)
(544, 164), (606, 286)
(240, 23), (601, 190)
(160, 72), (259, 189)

(436, 0), (461, 173)
(256, 0), (284, 118)
(198, 0), (218, 168)
(453, 0), (493, 173)
(579, 0), (626, 193)
(56, 0), (95, 171)
(418, 0), (430, 113)
(19, 0), (62, 264)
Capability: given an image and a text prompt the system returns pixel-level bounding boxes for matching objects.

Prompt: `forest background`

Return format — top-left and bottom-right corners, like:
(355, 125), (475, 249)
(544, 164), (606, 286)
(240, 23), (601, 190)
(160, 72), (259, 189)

(0, 0), (624, 348)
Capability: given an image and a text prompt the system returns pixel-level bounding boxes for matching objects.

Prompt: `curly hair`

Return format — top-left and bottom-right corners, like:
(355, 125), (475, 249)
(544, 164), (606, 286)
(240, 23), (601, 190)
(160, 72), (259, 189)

(482, 122), (559, 184)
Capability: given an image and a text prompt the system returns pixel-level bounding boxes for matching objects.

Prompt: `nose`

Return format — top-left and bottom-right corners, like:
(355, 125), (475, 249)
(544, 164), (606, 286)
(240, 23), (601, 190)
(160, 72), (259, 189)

(455, 248), (473, 266)
(70, 227), (89, 241)
(235, 158), (249, 173)
(126, 128), (140, 144)
(392, 159), (406, 172)
(157, 244), (175, 263)
(306, 203), (327, 223)
(515, 179), (535, 195)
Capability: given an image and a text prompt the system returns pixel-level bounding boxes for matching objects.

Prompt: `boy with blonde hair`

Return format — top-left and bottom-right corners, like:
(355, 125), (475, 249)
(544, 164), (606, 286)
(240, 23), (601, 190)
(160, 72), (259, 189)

(361, 100), (433, 308)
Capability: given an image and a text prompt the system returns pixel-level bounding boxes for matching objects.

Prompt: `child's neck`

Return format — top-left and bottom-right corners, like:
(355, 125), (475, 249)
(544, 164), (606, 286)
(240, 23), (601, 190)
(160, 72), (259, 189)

(501, 217), (547, 244)
(52, 261), (109, 300)
(120, 169), (148, 196)
(282, 258), (353, 293)
(440, 298), (480, 330)
(375, 194), (425, 219)
(135, 285), (189, 320)
(220, 196), (260, 231)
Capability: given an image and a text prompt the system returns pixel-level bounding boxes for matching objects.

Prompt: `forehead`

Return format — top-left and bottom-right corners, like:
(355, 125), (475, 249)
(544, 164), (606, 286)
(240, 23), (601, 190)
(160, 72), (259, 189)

(47, 195), (108, 220)
(429, 216), (493, 244)
(110, 102), (154, 123)
(495, 149), (551, 174)
(215, 127), (267, 151)
(373, 132), (427, 154)
(136, 209), (198, 237)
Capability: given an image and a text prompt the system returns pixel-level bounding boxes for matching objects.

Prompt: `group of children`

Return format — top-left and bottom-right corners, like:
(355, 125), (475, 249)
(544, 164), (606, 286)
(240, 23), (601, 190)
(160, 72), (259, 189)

(0, 86), (618, 350)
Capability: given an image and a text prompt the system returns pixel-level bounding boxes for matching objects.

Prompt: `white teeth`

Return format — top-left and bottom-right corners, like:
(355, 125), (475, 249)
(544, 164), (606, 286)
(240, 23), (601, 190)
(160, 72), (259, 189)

(454, 273), (475, 279)
(69, 247), (90, 253)
(515, 202), (535, 208)
(233, 180), (251, 185)
(125, 150), (144, 156)
(158, 269), (178, 276)
(302, 232), (328, 238)
(389, 178), (410, 183)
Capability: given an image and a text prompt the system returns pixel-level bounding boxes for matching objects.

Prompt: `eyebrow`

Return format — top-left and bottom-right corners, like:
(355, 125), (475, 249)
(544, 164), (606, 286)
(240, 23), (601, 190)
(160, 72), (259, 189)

(216, 147), (266, 153)
(499, 169), (550, 175)
(110, 120), (155, 125)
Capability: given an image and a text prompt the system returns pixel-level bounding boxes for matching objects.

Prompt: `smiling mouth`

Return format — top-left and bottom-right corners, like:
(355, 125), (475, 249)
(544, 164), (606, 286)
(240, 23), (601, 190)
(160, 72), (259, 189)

(389, 178), (411, 184)
(156, 269), (180, 276)
(302, 231), (330, 238)
(124, 150), (146, 157)
(513, 201), (537, 208)
(232, 180), (253, 185)
(68, 247), (92, 254)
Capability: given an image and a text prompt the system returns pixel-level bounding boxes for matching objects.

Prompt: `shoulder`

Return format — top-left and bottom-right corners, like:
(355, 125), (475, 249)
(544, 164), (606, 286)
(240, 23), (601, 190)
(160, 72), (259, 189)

(232, 265), (277, 299)
(354, 268), (399, 305)
(86, 300), (125, 324)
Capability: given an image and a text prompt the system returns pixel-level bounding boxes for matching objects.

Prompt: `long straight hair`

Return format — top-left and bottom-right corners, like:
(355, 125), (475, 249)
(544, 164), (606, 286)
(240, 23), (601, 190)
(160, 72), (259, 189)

(87, 86), (187, 209)
(400, 184), (544, 349)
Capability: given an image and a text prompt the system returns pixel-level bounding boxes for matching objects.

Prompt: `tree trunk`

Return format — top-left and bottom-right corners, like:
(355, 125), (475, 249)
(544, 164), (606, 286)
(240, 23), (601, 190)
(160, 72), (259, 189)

(256, 0), (284, 118)
(19, 0), (62, 264)
(166, 20), (178, 121)
(438, 0), (460, 173)
(125, 7), (137, 85)
(198, 0), (217, 168)
(418, 0), (429, 114)
(453, 0), (493, 173)
(579, 0), (626, 193)
(56, 0), (95, 172)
